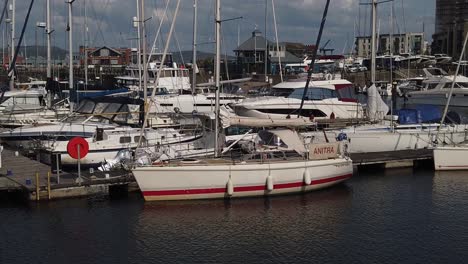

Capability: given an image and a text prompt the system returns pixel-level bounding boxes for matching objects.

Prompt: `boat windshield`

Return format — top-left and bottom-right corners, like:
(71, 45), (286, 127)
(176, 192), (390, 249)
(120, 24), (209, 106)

(442, 82), (468, 89)
(425, 68), (447, 76)
(64, 99), (133, 124)
(0, 95), (44, 107)
(287, 87), (337, 100)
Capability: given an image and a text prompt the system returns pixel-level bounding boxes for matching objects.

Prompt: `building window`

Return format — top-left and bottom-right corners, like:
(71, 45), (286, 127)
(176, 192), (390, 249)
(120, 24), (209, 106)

(111, 59), (118, 65)
(92, 59), (99, 65)
(100, 49), (109, 56)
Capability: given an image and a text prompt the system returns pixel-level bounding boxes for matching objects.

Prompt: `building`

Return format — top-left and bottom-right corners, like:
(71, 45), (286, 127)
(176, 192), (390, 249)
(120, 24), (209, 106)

(234, 30), (305, 74)
(79, 46), (132, 67)
(432, 0), (468, 57)
(2, 54), (25, 67)
(355, 32), (424, 57)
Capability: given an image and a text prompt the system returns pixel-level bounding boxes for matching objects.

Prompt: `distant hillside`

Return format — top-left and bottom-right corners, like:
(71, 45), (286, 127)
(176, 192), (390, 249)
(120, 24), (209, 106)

(171, 50), (236, 64)
(8, 46), (68, 60)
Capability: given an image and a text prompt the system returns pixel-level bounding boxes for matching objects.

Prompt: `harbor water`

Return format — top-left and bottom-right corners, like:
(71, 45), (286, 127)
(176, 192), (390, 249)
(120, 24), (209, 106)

(1, 167), (468, 264)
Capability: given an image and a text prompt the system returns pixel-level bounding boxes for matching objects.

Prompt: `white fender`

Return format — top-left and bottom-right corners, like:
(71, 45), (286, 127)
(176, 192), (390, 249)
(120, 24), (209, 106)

(266, 174), (274, 191)
(226, 178), (234, 196)
(303, 168), (311, 185)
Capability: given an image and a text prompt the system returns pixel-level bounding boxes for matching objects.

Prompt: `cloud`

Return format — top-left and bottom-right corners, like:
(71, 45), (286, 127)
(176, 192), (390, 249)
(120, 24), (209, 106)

(7, 0), (434, 56)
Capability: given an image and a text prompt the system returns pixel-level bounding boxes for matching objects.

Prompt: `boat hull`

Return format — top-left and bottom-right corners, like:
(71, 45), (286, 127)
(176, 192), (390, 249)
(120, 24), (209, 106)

(133, 158), (353, 201)
(303, 124), (468, 153)
(234, 98), (363, 119)
(406, 89), (468, 108)
(434, 146), (468, 171)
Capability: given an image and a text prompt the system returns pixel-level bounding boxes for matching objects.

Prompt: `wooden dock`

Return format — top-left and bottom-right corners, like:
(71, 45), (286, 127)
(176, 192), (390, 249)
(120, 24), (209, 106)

(350, 149), (434, 168)
(0, 147), (135, 201)
(0, 145), (436, 201)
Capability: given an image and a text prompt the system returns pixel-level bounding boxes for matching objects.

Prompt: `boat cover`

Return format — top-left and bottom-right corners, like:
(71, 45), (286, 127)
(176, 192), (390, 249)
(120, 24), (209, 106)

(398, 105), (441, 124)
(258, 129), (307, 154)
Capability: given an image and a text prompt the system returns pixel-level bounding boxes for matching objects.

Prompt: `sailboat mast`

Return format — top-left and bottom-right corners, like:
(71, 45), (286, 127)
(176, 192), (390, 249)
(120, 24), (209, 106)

(271, 0), (282, 82)
(135, 0), (142, 94)
(84, 0), (88, 85)
(141, 0), (148, 114)
(46, 0), (51, 80)
(371, 0), (376, 84)
(264, 0), (267, 80)
(67, 0), (74, 113)
(191, 0), (197, 94)
(214, 0), (221, 157)
(9, 0), (15, 90)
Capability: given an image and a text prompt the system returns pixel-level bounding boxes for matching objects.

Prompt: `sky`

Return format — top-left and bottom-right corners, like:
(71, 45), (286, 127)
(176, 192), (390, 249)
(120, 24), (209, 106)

(7, 0), (435, 57)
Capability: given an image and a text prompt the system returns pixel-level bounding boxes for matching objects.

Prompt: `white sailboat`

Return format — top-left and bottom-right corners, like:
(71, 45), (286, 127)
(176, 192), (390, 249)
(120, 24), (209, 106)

(434, 145), (468, 170)
(131, 0), (352, 201)
(133, 128), (352, 201)
(433, 31), (468, 171)
(0, 97), (202, 166)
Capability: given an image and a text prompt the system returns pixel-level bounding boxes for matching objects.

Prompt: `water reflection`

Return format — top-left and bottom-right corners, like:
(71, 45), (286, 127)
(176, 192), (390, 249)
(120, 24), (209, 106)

(2, 169), (468, 264)
(132, 184), (352, 263)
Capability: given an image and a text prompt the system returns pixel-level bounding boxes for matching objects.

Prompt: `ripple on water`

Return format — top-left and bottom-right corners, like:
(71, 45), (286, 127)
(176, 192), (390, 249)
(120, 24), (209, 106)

(1, 169), (468, 263)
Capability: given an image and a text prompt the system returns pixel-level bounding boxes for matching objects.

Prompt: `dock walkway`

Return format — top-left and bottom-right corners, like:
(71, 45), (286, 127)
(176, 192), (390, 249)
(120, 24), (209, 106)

(0, 147), (134, 200)
(350, 149), (433, 168)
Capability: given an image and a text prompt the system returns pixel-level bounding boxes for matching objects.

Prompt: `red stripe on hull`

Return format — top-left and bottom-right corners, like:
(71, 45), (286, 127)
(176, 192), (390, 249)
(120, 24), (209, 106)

(142, 174), (351, 197)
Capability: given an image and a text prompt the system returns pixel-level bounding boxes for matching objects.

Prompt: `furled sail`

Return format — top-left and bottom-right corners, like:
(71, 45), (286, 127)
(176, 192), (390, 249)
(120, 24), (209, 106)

(367, 84), (389, 121)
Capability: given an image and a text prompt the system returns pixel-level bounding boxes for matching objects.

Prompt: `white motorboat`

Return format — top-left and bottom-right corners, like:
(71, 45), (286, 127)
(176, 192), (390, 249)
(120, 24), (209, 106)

(151, 92), (244, 114)
(406, 69), (468, 108)
(233, 79), (364, 120)
(0, 89), (47, 113)
(434, 54), (452, 65)
(0, 88), (69, 127)
(132, 129), (352, 201)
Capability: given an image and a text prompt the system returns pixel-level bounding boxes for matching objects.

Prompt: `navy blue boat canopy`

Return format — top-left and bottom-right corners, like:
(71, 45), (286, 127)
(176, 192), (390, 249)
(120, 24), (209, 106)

(398, 105), (442, 124)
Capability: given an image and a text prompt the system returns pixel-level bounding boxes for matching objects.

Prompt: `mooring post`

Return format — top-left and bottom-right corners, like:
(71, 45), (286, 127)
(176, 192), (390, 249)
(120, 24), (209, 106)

(56, 154), (60, 184)
(0, 145), (3, 169)
(47, 171), (51, 200)
(35, 172), (40, 201)
(77, 144), (82, 185)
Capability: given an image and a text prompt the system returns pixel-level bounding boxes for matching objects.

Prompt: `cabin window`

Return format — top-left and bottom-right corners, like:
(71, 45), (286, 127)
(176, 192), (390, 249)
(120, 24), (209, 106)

(288, 88), (337, 100)
(119, 136), (131, 143)
(134, 136), (146, 143)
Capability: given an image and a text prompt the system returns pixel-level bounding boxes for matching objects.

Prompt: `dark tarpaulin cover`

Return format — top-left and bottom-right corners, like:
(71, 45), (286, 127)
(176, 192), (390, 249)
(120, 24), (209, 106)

(398, 105), (441, 124)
